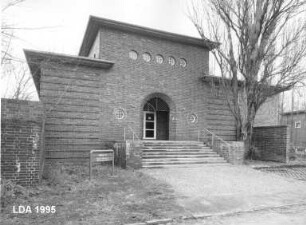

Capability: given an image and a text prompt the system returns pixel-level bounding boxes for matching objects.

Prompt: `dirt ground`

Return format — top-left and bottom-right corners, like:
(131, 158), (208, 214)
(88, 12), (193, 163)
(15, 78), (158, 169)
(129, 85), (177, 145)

(1, 165), (185, 225)
(2, 163), (306, 225)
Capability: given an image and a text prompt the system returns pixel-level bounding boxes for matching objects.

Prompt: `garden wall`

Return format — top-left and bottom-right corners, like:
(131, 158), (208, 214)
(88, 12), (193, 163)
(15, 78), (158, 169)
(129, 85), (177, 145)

(1, 98), (44, 186)
(253, 125), (290, 163)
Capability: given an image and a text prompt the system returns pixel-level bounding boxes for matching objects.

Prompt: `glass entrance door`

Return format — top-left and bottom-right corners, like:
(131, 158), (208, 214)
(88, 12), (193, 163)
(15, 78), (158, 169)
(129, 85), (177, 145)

(143, 111), (156, 139)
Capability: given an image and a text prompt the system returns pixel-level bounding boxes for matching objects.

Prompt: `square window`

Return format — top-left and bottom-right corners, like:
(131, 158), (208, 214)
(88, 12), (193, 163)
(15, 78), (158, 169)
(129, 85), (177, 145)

(295, 121), (301, 128)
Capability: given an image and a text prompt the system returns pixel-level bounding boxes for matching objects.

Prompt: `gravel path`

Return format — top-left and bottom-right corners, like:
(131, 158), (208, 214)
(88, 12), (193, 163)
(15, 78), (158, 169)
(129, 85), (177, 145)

(256, 166), (306, 181)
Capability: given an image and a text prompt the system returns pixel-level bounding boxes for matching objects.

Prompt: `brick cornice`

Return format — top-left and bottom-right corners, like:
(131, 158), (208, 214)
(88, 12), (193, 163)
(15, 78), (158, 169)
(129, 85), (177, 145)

(78, 15), (219, 56)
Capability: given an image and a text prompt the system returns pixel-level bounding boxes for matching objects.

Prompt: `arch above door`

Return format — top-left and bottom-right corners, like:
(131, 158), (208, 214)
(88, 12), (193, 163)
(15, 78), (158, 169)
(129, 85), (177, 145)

(142, 95), (172, 140)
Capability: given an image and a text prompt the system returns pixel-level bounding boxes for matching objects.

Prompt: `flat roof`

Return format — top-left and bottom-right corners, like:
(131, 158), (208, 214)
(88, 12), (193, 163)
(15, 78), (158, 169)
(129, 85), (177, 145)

(282, 110), (306, 115)
(78, 16), (219, 56)
(24, 49), (114, 95)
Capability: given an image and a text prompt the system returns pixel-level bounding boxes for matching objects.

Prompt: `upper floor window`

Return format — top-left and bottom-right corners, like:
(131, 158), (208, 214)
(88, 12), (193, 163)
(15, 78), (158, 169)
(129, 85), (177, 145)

(156, 55), (164, 64)
(142, 52), (151, 62)
(295, 121), (302, 128)
(179, 58), (187, 68)
(129, 50), (138, 60)
(168, 56), (176, 66)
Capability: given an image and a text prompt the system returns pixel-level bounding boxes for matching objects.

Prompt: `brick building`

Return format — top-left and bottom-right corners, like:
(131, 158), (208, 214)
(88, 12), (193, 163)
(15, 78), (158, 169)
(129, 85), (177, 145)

(24, 16), (238, 163)
(281, 110), (306, 147)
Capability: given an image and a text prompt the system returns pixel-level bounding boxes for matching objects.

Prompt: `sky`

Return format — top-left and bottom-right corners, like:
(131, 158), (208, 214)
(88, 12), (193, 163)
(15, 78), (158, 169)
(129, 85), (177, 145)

(1, 0), (305, 111)
(3, 0), (199, 57)
(1, 0), (201, 100)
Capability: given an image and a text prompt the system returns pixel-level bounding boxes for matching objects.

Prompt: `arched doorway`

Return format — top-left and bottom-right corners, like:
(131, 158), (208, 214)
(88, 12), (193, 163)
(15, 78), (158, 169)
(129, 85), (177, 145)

(143, 97), (169, 140)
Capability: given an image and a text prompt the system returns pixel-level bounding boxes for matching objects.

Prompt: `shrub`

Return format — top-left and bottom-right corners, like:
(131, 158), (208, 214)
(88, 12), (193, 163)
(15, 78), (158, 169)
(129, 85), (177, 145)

(1, 179), (29, 209)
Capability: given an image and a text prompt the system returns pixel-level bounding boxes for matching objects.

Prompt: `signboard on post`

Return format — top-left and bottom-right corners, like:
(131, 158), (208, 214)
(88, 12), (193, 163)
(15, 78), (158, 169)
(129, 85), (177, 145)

(89, 149), (114, 180)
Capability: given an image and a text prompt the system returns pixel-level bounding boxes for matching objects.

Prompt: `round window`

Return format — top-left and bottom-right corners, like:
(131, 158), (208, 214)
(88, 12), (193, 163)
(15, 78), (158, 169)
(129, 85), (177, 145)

(180, 58), (187, 67)
(168, 56), (176, 66)
(187, 113), (198, 124)
(142, 52), (151, 62)
(129, 50), (138, 60)
(114, 108), (126, 120)
(156, 55), (164, 64)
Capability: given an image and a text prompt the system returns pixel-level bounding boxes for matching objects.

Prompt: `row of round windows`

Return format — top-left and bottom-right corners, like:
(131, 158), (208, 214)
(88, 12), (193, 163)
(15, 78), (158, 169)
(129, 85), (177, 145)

(114, 107), (198, 124)
(129, 50), (187, 68)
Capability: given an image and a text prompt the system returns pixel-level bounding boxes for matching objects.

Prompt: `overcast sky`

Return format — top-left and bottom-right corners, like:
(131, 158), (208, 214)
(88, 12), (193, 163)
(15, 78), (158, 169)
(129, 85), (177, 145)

(2, 0), (201, 99)
(2, 0), (305, 110)
(4, 0), (198, 58)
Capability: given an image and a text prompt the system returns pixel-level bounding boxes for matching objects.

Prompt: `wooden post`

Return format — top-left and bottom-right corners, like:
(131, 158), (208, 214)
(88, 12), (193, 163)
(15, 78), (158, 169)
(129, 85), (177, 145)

(124, 127), (126, 141)
(89, 151), (92, 180)
(212, 134), (215, 149)
(198, 130), (200, 142)
(112, 151), (114, 176)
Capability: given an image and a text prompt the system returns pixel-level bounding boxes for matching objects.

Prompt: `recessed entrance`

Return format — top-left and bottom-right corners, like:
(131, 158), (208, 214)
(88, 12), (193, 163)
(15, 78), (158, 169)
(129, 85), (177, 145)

(143, 97), (169, 140)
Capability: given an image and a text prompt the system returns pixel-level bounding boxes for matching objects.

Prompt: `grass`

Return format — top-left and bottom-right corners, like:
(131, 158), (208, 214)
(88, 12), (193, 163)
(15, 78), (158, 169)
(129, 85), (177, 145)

(1, 164), (185, 225)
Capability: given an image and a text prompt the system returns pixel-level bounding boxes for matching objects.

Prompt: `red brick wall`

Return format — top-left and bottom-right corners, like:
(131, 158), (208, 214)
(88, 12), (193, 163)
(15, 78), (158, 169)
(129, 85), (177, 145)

(37, 26), (236, 162)
(281, 113), (306, 147)
(1, 99), (43, 186)
(96, 27), (235, 141)
(253, 126), (290, 163)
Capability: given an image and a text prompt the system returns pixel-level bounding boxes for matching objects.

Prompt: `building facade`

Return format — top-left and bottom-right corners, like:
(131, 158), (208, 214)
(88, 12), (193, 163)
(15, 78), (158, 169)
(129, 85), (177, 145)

(25, 16), (237, 163)
(281, 110), (306, 147)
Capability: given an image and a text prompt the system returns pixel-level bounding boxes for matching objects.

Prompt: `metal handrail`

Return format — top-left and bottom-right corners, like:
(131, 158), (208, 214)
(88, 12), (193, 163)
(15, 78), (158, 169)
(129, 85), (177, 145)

(123, 126), (140, 141)
(199, 128), (230, 146)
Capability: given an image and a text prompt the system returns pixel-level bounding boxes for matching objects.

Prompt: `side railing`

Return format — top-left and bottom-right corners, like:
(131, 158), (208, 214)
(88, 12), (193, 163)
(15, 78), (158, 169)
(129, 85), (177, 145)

(112, 126), (141, 169)
(199, 128), (231, 160)
(123, 126), (140, 142)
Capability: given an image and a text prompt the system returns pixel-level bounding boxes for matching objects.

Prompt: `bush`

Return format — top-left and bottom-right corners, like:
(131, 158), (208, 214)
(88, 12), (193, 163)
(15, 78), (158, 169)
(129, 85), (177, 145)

(1, 179), (29, 208)
(42, 163), (90, 188)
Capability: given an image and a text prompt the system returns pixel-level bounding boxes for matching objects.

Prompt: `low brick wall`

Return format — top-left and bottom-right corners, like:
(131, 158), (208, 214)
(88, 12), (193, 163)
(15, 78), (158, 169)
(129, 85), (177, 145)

(219, 141), (244, 165)
(253, 125), (290, 163)
(1, 98), (43, 186)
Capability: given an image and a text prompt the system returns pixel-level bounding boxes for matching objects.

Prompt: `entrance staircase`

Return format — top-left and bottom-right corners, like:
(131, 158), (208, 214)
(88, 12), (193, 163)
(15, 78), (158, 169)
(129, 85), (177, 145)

(142, 141), (227, 168)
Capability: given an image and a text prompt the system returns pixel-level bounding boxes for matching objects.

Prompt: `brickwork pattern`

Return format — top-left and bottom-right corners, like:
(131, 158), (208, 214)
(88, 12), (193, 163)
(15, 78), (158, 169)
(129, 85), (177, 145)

(1, 99), (43, 186)
(281, 112), (306, 147)
(257, 166), (306, 181)
(219, 141), (244, 164)
(35, 23), (237, 163)
(253, 126), (290, 163)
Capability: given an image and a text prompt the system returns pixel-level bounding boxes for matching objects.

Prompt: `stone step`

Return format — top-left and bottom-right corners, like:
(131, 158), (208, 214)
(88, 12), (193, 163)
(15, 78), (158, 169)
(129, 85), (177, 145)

(142, 157), (226, 162)
(143, 142), (204, 146)
(143, 151), (218, 155)
(140, 140), (227, 168)
(143, 141), (201, 144)
(142, 162), (228, 168)
(143, 151), (217, 155)
(142, 148), (212, 152)
(143, 146), (208, 150)
(142, 160), (227, 167)
(142, 154), (219, 158)
(143, 143), (205, 147)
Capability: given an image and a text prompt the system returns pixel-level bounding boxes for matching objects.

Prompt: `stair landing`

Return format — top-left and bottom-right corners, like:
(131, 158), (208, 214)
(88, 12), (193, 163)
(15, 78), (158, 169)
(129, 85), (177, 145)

(141, 141), (227, 168)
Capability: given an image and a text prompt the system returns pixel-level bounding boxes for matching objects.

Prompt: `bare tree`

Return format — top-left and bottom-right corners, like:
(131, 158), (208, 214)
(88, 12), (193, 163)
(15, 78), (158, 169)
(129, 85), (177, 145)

(1, 0), (38, 100)
(10, 63), (34, 100)
(190, 0), (306, 156)
(1, 0), (25, 65)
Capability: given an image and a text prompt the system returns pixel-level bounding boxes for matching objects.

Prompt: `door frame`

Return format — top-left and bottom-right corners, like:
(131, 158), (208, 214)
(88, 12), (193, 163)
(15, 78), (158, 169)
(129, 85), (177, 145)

(143, 111), (156, 139)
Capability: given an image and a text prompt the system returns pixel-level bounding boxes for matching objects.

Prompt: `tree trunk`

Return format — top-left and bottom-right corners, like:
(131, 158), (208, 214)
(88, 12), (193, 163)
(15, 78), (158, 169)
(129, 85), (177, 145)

(236, 118), (243, 141)
(244, 104), (256, 159)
